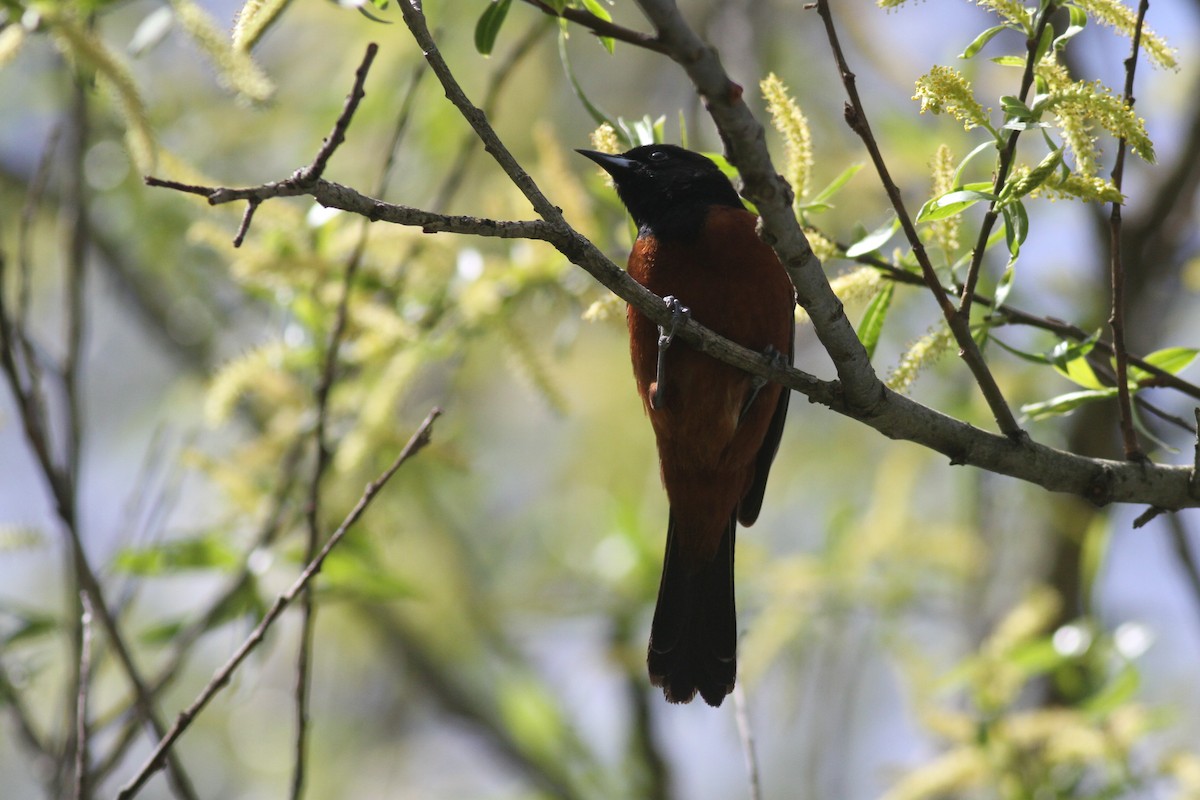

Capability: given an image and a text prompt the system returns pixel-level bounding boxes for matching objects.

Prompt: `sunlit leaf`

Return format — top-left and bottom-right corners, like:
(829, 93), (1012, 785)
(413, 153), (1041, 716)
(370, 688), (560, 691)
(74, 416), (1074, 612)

(916, 190), (996, 223)
(845, 215), (898, 257)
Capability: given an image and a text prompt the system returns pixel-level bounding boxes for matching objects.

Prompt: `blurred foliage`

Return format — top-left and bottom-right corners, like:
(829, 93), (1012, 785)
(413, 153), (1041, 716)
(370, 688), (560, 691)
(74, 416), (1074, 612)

(1, 0), (1200, 799)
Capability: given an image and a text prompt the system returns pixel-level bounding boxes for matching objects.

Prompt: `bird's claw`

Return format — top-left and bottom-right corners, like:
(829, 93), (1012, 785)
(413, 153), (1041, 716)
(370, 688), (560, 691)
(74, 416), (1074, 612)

(738, 345), (787, 424)
(651, 296), (690, 410)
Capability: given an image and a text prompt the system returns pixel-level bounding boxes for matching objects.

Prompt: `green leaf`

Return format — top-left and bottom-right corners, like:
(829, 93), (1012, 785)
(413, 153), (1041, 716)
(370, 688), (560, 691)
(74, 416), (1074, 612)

(952, 140), (1000, 187)
(1054, 4), (1087, 50)
(319, 540), (416, 602)
(1129, 346), (1199, 382)
(1007, 636), (1068, 677)
(1054, 352), (1105, 390)
(580, 0), (614, 52)
(805, 163), (864, 208)
(1032, 18), (1055, 62)
(558, 31), (622, 141)
(1081, 664), (1139, 714)
(991, 55), (1028, 67)
(1021, 388), (1116, 421)
(1000, 95), (1035, 121)
(474, 0), (513, 56)
(845, 216), (899, 258)
(916, 189), (996, 223)
(1079, 514), (1111, 606)
(114, 532), (240, 576)
(857, 280), (894, 361)
(960, 24), (1009, 59)
(2, 611), (59, 648)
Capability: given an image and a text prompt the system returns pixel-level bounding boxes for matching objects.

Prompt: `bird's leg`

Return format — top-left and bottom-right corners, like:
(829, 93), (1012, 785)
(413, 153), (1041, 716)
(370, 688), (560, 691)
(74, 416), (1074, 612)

(651, 296), (690, 410)
(738, 345), (786, 424)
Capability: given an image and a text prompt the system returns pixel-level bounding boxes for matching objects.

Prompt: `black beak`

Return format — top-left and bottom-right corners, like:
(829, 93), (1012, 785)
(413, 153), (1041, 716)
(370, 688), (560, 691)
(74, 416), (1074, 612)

(576, 149), (636, 176)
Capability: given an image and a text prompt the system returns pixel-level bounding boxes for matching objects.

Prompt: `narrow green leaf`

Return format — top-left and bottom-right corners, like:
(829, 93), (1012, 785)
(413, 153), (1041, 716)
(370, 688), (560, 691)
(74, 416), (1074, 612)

(960, 24), (1009, 59)
(916, 189), (996, 223)
(807, 163), (864, 206)
(1054, 5), (1087, 50)
(3, 612), (59, 647)
(856, 281), (894, 361)
(991, 55), (1027, 67)
(579, 0), (614, 51)
(1032, 19), (1054, 62)
(558, 31), (623, 141)
(952, 140), (999, 187)
(114, 532), (240, 575)
(845, 216), (899, 257)
(1081, 664), (1139, 714)
(1079, 514), (1110, 606)
(993, 260), (1017, 308)
(1137, 346), (1199, 378)
(474, 0), (513, 56)
(1022, 388), (1116, 420)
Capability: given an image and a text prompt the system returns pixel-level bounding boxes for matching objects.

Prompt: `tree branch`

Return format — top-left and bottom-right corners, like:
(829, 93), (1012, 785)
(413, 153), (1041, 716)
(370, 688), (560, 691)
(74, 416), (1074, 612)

(814, 0), (1022, 438)
(115, 408), (442, 799)
(1108, 0), (1151, 461)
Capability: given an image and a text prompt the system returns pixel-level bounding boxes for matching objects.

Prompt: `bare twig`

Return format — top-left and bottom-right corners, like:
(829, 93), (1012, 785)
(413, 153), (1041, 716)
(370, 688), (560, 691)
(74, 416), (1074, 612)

(732, 683), (762, 800)
(519, 0), (666, 53)
(431, 18), (550, 212)
(814, 0), (1022, 439)
(73, 593), (94, 800)
(115, 408), (442, 800)
(1108, 0), (1150, 461)
(90, 437), (306, 787)
(1166, 513), (1200, 624)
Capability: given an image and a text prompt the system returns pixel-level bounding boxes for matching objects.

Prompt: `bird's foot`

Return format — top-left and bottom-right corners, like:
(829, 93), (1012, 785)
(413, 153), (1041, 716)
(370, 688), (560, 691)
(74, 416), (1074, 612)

(652, 296), (690, 410)
(738, 345), (787, 424)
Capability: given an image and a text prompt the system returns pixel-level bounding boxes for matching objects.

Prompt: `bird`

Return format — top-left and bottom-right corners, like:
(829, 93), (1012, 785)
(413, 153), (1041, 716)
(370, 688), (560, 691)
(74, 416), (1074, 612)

(577, 144), (795, 706)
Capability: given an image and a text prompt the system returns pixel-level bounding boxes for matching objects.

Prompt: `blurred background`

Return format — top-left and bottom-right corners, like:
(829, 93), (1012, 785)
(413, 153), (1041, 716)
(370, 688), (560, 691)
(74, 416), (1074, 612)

(3, 1), (1200, 798)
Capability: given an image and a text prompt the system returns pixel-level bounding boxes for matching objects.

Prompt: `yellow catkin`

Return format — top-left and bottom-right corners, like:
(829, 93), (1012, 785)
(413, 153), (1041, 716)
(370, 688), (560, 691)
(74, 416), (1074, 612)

(760, 73), (814, 201)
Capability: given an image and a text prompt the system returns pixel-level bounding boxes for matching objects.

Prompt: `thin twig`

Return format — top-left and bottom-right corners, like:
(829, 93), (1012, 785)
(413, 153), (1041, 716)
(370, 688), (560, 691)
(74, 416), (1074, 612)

(431, 18), (550, 212)
(73, 593), (94, 800)
(814, 0), (1022, 439)
(290, 41), (394, 800)
(959, 3), (1056, 319)
(853, 250), (1200, 403)
(1166, 513), (1200, 626)
(1108, 0), (1150, 461)
(89, 437), (306, 787)
(519, 0), (665, 52)
(732, 683), (762, 800)
(115, 408), (442, 800)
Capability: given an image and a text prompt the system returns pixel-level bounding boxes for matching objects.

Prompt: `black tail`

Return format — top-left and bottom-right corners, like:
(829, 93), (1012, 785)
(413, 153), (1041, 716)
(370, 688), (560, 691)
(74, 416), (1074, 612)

(647, 513), (737, 706)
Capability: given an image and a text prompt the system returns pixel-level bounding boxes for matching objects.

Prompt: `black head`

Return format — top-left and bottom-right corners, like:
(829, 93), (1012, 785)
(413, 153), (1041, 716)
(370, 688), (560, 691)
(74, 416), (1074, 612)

(577, 144), (745, 240)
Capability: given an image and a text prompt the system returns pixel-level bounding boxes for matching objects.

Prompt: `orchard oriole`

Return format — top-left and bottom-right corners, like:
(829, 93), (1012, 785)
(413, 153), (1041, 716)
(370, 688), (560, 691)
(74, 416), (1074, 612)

(578, 145), (795, 706)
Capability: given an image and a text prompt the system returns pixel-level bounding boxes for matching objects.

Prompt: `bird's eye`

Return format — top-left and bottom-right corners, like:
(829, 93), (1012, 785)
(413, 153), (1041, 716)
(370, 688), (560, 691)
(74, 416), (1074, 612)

(647, 150), (668, 162)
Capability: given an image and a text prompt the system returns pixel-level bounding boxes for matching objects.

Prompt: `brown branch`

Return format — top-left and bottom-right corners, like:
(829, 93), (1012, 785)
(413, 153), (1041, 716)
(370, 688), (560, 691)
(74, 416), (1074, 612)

(431, 17), (550, 212)
(854, 251), (1200, 404)
(814, 0), (1022, 439)
(519, 0), (666, 53)
(626, 0), (883, 413)
(115, 408), (442, 800)
(1108, 0), (1150, 461)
